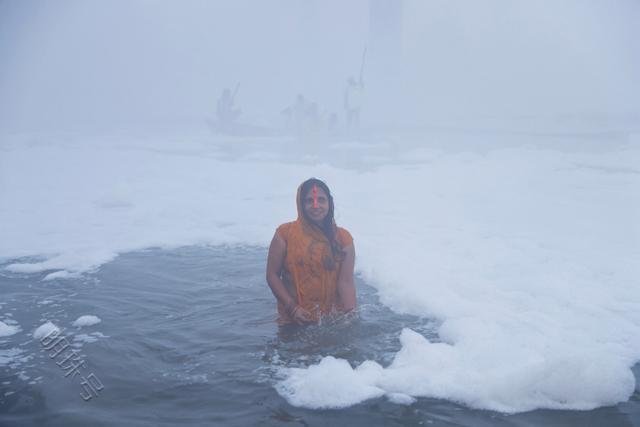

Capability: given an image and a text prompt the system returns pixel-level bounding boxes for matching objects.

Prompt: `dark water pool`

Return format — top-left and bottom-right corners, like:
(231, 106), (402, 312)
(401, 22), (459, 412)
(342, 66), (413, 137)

(1, 246), (639, 426)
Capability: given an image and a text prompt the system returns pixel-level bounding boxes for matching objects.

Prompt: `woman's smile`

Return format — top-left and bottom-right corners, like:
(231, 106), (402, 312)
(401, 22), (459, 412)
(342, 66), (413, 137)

(303, 185), (329, 223)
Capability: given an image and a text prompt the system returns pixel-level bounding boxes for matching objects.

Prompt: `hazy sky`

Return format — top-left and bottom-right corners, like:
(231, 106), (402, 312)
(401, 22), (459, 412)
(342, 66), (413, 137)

(1, 0), (638, 132)
(403, 0), (640, 119)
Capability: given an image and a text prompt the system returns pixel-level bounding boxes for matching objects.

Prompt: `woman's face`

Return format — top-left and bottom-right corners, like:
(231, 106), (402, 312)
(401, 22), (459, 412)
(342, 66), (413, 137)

(303, 185), (329, 224)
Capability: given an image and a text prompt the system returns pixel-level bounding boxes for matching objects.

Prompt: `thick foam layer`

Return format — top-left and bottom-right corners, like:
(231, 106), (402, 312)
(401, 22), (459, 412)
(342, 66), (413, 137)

(276, 356), (386, 409)
(1, 132), (639, 412)
(277, 329), (635, 412)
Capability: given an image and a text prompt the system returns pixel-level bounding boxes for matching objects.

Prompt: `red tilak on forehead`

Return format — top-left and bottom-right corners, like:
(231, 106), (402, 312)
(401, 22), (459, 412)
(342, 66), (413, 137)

(312, 185), (318, 208)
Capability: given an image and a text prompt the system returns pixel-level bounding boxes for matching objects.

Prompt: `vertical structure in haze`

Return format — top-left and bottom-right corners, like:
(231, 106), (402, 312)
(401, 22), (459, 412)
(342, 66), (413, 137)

(368, 0), (404, 127)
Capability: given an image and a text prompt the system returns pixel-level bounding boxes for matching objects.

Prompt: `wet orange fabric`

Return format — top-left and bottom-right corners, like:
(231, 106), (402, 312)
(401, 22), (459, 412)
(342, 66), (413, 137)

(276, 185), (353, 323)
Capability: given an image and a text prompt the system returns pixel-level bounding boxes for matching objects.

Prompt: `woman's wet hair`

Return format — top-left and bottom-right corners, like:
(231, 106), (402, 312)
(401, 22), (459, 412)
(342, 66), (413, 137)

(300, 178), (343, 258)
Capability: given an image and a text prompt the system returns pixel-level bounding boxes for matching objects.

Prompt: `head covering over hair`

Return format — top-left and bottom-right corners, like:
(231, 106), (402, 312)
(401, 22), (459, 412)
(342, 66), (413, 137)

(275, 181), (353, 323)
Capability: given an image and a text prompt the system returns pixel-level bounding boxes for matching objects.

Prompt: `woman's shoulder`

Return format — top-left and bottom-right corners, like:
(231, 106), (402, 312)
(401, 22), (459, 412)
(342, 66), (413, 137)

(276, 221), (297, 240)
(336, 226), (354, 247)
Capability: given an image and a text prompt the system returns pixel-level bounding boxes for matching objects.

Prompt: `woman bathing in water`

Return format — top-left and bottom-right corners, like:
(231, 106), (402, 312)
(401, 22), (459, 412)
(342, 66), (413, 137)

(266, 178), (356, 325)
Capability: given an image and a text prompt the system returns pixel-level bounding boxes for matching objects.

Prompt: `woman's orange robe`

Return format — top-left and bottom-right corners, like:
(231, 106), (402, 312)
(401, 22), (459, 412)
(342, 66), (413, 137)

(275, 186), (353, 324)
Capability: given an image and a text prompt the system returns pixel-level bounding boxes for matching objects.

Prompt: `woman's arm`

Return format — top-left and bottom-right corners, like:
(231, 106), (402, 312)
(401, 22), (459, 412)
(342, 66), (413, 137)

(336, 243), (356, 311)
(266, 231), (312, 324)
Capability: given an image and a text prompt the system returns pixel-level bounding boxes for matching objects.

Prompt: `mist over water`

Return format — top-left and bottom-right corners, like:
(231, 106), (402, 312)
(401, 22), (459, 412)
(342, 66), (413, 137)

(1, 0), (639, 133)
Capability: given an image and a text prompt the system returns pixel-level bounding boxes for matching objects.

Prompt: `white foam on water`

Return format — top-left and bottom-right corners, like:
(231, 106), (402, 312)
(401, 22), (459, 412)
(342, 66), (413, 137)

(278, 328), (635, 412)
(33, 321), (60, 340)
(71, 332), (109, 348)
(387, 393), (416, 406)
(72, 333), (103, 344)
(72, 315), (102, 328)
(0, 321), (20, 337)
(276, 357), (386, 409)
(0, 348), (25, 367)
(1, 133), (638, 412)
(43, 270), (82, 281)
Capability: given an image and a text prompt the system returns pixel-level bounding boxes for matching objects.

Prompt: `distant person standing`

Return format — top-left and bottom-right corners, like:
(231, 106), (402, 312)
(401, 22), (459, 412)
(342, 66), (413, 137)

(344, 48), (367, 130)
(344, 76), (364, 129)
(216, 84), (241, 133)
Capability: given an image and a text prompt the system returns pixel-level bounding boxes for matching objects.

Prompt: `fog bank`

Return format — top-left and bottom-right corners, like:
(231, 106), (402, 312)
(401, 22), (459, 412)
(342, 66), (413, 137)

(1, 0), (639, 133)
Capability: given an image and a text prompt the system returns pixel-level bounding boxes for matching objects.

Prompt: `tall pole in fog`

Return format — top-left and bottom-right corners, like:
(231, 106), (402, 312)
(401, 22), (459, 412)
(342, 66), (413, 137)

(368, 0), (403, 127)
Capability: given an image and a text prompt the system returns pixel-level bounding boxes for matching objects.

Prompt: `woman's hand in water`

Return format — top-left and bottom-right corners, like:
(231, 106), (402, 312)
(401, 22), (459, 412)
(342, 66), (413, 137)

(290, 305), (313, 325)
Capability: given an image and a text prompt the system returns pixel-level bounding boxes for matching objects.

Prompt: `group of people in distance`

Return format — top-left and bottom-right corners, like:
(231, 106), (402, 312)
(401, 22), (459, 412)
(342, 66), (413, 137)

(216, 77), (365, 136)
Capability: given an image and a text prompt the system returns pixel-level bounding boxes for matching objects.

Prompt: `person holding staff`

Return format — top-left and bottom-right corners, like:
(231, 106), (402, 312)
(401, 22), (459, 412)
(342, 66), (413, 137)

(266, 178), (356, 325)
(344, 48), (367, 129)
